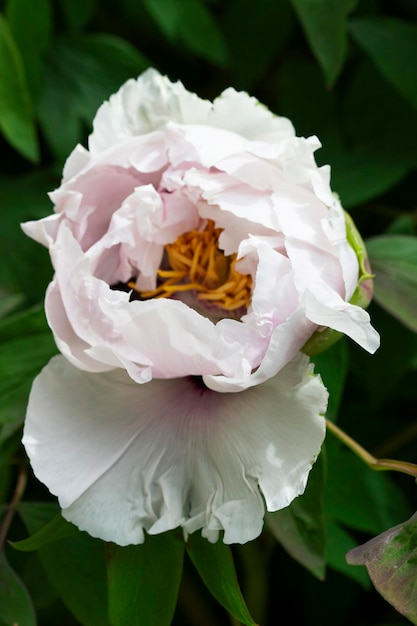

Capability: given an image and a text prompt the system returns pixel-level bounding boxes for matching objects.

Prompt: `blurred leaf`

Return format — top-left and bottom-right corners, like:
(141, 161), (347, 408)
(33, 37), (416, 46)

(365, 235), (417, 334)
(37, 33), (150, 160)
(277, 57), (414, 208)
(0, 290), (24, 318)
(59, 0), (99, 30)
(266, 452), (326, 580)
(325, 147), (412, 210)
(107, 533), (184, 626)
(17, 501), (59, 531)
(347, 302), (417, 411)
(11, 514), (77, 551)
(325, 438), (411, 536)
(0, 13), (39, 161)
(349, 18), (417, 112)
(342, 60), (417, 166)
(143, 0), (229, 68)
(0, 307), (57, 442)
(5, 0), (52, 97)
(0, 169), (56, 302)
(222, 0), (293, 89)
(326, 519), (371, 587)
(289, 0), (357, 85)
(347, 512), (417, 624)
(19, 505), (110, 626)
(186, 533), (256, 625)
(0, 549), (36, 626)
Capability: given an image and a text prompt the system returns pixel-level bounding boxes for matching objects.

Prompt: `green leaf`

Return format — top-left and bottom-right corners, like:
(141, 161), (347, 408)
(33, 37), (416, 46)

(0, 13), (39, 161)
(365, 235), (417, 334)
(347, 512), (417, 624)
(0, 289), (24, 318)
(37, 34), (150, 160)
(107, 533), (184, 626)
(143, 0), (229, 67)
(0, 169), (57, 302)
(325, 438), (411, 536)
(349, 18), (417, 112)
(11, 514), (78, 552)
(266, 452), (326, 580)
(222, 0), (294, 89)
(0, 549), (36, 626)
(186, 533), (256, 625)
(311, 339), (349, 422)
(5, 0), (52, 97)
(289, 0), (358, 85)
(326, 519), (371, 587)
(0, 307), (57, 442)
(19, 506), (110, 626)
(17, 501), (60, 532)
(59, 0), (99, 30)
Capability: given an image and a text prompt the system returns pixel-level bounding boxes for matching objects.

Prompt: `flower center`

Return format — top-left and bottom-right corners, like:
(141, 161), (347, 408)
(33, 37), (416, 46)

(129, 220), (252, 312)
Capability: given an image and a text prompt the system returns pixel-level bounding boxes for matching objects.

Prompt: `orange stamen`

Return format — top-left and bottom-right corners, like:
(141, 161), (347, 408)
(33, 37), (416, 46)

(130, 220), (252, 313)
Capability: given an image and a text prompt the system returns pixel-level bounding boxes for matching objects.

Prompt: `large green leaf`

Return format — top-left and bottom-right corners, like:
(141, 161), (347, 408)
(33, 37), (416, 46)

(37, 34), (150, 159)
(349, 18), (417, 112)
(0, 169), (57, 302)
(59, 0), (99, 30)
(290, 0), (358, 85)
(186, 533), (256, 625)
(0, 13), (39, 161)
(365, 235), (417, 334)
(143, 0), (229, 68)
(11, 514), (78, 552)
(19, 505), (110, 626)
(347, 512), (417, 624)
(0, 549), (36, 626)
(222, 0), (294, 89)
(107, 533), (184, 626)
(326, 519), (371, 587)
(0, 307), (57, 442)
(5, 0), (52, 97)
(277, 58), (412, 209)
(266, 452), (326, 580)
(325, 438), (411, 537)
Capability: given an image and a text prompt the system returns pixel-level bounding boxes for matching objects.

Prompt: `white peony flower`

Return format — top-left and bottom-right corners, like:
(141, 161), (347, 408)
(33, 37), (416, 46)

(22, 68), (379, 545)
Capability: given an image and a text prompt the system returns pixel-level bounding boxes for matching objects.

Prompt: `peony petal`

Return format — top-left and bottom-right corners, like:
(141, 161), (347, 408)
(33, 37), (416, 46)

(23, 353), (327, 546)
(89, 69), (213, 153)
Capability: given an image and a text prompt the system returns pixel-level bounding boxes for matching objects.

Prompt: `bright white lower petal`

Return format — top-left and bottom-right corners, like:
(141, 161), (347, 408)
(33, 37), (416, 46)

(23, 353), (327, 546)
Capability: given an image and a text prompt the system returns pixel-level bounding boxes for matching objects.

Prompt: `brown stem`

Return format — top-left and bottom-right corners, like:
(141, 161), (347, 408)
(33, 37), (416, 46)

(0, 462), (27, 548)
(325, 419), (417, 479)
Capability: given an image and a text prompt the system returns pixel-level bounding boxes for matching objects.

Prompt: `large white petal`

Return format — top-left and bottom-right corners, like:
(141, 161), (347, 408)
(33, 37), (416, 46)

(23, 354), (327, 546)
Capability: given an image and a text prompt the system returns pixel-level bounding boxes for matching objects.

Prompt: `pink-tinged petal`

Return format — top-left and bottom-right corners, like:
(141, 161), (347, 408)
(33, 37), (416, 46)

(23, 353), (326, 546)
(21, 214), (62, 249)
(204, 309), (316, 392)
(45, 281), (114, 373)
(124, 299), (254, 379)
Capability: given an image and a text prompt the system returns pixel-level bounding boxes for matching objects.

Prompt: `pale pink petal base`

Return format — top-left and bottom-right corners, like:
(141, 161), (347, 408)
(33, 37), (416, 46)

(23, 354), (327, 546)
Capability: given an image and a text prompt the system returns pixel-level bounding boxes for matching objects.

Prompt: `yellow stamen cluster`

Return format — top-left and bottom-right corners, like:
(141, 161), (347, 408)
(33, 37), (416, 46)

(129, 220), (252, 312)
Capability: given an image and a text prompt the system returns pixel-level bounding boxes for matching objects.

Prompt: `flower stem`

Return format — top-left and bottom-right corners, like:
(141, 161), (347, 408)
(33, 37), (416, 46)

(325, 419), (417, 478)
(0, 461), (27, 548)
